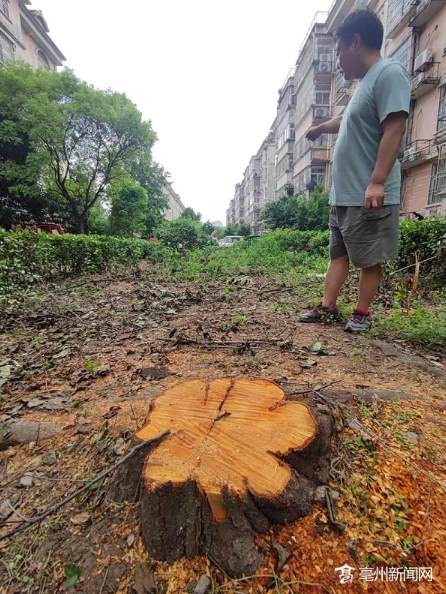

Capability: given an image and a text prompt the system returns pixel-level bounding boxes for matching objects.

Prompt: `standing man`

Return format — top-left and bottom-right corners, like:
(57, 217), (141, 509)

(300, 10), (410, 332)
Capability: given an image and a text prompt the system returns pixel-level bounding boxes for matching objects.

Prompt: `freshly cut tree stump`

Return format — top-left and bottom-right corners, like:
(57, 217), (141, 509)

(110, 379), (333, 577)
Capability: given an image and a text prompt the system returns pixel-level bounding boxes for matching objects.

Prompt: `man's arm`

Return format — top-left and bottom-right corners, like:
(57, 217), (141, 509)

(306, 115), (343, 141)
(365, 111), (408, 209)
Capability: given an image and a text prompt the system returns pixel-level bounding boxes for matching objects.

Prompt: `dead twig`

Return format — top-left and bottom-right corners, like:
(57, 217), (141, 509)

(288, 379), (341, 396)
(0, 430), (170, 542)
(389, 253), (442, 276)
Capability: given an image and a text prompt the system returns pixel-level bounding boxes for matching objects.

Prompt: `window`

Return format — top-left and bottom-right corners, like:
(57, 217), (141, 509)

(428, 145), (446, 204)
(315, 91), (330, 105)
(313, 134), (328, 149)
(438, 84), (446, 131)
(311, 165), (326, 185)
(0, 0), (9, 18)
(37, 49), (50, 70)
(0, 30), (14, 64)
(389, 35), (411, 71)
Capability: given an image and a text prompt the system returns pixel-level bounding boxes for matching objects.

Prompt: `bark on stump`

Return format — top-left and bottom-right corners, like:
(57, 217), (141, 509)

(110, 378), (334, 577)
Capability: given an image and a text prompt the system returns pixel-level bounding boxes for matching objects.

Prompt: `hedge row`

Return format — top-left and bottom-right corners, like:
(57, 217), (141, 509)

(0, 232), (170, 296)
(1, 216), (445, 299)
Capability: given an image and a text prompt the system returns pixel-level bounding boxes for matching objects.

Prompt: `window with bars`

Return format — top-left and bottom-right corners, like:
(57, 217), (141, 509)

(428, 144), (446, 204)
(389, 35), (411, 71)
(0, 30), (14, 64)
(0, 0), (9, 18)
(315, 91), (330, 105)
(438, 84), (446, 131)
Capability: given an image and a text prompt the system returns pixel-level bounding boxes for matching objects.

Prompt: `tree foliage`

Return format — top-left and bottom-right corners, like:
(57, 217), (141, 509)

(260, 185), (330, 231)
(225, 223), (251, 237)
(202, 220), (215, 236)
(180, 207), (202, 222)
(109, 179), (148, 237)
(0, 64), (165, 234)
(156, 218), (209, 250)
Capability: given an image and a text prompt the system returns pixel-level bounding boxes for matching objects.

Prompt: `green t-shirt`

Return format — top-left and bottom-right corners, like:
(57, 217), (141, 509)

(330, 58), (411, 206)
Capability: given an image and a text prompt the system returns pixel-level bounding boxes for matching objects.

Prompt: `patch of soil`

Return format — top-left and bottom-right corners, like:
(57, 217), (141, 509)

(1, 271), (445, 593)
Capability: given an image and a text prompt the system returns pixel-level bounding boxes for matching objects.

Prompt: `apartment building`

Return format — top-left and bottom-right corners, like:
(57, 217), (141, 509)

(323, 0), (446, 215)
(293, 13), (336, 193)
(162, 182), (185, 221)
(227, 182), (244, 228)
(0, 0), (65, 70)
(397, 0), (446, 213)
(275, 69), (296, 198)
(227, 0), (446, 224)
(242, 157), (261, 232)
(227, 128), (276, 232)
(258, 128), (277, 212)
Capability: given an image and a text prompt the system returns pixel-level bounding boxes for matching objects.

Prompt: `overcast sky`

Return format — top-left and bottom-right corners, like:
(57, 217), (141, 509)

(32, 0), (333, 224)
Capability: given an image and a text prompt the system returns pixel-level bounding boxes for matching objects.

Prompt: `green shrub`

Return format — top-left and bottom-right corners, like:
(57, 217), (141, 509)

(0, 231), (170, 300)
(155, 219), (211, 250)
(395, 216), (446, 282)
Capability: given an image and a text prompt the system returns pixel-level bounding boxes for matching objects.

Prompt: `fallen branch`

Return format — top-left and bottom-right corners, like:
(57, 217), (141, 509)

(287, 380), (341, 396)
(0, 430), (170, 542)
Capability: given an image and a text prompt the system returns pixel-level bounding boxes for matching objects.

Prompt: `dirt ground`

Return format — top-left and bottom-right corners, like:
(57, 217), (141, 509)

(0, 270), (445, 594)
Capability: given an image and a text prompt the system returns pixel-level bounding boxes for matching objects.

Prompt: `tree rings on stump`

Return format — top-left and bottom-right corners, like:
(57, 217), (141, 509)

(111, 378), (330, 577)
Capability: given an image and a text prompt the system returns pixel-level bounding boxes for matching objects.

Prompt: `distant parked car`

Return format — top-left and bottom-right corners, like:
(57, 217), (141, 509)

(217, 235), (244, 247)
(36, 223), (64, 235)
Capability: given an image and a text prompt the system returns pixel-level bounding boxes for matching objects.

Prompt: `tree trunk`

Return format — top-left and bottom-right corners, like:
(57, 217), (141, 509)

(109, 379), (335, 577)
(78, 215), (86, 234)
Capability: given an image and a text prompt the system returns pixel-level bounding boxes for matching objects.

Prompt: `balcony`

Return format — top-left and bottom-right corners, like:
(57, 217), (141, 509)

(336, 83), (353, 106)
(410, 0), (446, 27)
(402, 139), (437, 169)
(314, 48), (334, 63)
(311, 148), (330, 163)
(410, 63), (440, 99)
(386, 0), (416, 38)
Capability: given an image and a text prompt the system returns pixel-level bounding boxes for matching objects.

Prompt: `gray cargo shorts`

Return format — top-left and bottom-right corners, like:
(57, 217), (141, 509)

(329, 205), (399, 269)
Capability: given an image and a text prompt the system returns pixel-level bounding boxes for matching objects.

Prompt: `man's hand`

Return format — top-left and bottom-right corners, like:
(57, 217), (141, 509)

(306, 126), (322, 141)
(365, 182), (385, 209)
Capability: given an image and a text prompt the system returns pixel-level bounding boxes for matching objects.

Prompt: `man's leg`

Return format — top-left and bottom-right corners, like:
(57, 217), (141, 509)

(344, 262), (382, 333)
(299, 255), (349, 323)
(322, 255), (350, 309)
(356, 263), (382, 311)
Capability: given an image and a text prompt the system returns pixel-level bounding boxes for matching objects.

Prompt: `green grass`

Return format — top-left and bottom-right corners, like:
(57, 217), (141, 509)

(371, 297), (446, 352)
(5, 229), (445, 353)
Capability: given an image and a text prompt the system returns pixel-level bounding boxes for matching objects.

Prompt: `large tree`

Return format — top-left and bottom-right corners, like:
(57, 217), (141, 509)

(0, 64), (164, 233)
(0, 64), (54, 228)
(130, 152), (168, 235)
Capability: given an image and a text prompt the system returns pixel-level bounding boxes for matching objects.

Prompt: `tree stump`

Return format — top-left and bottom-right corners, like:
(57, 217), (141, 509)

(110, 379), (335, 577)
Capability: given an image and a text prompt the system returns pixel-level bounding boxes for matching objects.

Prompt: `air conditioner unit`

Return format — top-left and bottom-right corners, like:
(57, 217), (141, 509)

(413, 48), (433, 72)
(319, 53), (330, 62)
(317, 61), (332, 74)
(411, 73), (424, 90)
(314, 107), (329, 118)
